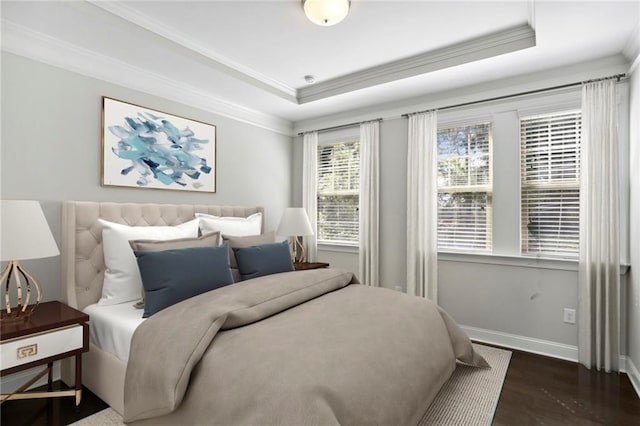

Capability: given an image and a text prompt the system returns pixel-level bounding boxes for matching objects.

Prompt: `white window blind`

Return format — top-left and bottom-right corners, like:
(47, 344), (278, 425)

(520, 110), (581, 257)
(317, 140), (360, 245)
(437, 123), (492, 251)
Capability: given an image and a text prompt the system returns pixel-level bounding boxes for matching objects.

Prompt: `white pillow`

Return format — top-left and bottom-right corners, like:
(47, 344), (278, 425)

(196, 212), (262, 237)
(98, 218), (200, 306)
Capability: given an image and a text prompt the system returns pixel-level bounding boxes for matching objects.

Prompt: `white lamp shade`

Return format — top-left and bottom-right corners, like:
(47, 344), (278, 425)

(303, 0), (350, 26)
(277, 208), (314, 237)
(1, 200), (60, 261)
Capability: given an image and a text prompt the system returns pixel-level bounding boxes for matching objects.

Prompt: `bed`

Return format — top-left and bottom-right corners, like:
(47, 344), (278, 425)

(60, 201), (264, 414)
(61, 200), (487, 425)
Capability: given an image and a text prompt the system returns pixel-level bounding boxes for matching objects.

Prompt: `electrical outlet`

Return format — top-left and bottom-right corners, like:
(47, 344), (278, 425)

(563, 308), (576, 324)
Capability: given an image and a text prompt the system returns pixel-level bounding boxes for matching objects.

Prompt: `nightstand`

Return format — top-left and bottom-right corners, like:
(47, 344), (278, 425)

(294, 262), (330, 271)
(1, 301), (89, 406)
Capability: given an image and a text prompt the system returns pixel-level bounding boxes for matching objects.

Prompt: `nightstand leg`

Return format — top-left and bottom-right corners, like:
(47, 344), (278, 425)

(0, 367), (49, 403)
(47, 362), (53, 391)
(74, 354), (82, 407)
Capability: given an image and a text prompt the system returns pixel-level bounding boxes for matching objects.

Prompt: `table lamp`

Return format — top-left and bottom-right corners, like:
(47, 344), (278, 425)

(277, 208), (314, 263)
(1, 200), (60, 322)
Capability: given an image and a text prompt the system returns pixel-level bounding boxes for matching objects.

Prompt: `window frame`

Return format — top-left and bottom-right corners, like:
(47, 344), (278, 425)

(519, 109), (582, 259)
(316, 137), (360, 247)
(436, 121), (494, 253)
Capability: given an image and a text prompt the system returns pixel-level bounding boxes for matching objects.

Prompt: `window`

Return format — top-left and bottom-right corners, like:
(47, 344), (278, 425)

(520, 110), (581, 257)
(437, 123), (492, 251)
(317, 140), (360, 245)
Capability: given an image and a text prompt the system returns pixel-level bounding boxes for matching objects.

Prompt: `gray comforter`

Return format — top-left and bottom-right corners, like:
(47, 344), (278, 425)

(124, 269), (488, 425)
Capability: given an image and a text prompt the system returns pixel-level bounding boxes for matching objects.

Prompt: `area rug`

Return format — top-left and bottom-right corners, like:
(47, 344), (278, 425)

(419, 344), (511, 425)
(71, 344), (510, 426)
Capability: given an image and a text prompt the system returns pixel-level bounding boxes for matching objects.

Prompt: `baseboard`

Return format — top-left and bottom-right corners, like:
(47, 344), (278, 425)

(462, 325), (637, 389)
(625, 356), (640, 399)
(0, 363), (61, 394)
(461, 325), (580, 362)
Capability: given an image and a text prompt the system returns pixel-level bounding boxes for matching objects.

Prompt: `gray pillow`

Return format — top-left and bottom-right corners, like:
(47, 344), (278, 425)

(223, 231), (276, 281)
(135, 244), (234, 318)
(232, 240), (294, 281)
(129, 232), (221, 308)
(129, 231), (221, 251)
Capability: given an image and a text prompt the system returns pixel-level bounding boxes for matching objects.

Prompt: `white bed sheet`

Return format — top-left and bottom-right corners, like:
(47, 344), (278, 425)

(83, 302), (146, 363)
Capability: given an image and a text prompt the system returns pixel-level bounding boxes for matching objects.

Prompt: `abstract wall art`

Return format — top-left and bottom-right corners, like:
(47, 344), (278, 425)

(102, 97), (216, 192)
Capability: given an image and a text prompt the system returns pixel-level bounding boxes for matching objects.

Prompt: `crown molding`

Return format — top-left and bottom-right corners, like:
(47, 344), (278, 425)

(623, 24), (640, 74)
(1, 20), (293, 136)
(297, 24), (536, 104)
(293, 54), (627, 134)
(56, 2), (538, 106)
(86, 0), (298, 102)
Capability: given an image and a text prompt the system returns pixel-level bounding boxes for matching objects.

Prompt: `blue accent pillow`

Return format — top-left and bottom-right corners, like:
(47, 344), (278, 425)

(232, 240), (294, 281)
(135, 244), (234, 318)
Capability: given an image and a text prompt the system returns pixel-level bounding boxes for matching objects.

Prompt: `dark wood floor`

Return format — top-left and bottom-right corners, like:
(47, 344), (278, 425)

(493, 348), (640, 425)
(2, 347), (639, 425)
(0, 382), (107, 426)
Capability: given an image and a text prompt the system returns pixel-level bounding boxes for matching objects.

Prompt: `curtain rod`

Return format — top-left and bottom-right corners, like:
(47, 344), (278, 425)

(401, 73), (627, 118)
(297, 117), (383, 137)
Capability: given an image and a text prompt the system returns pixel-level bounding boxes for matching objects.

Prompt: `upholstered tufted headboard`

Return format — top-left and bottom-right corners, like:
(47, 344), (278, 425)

(62, 201), (264, 310)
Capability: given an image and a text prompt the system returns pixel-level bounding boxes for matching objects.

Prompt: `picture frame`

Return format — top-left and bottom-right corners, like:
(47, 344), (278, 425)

(101, 97), (216, 193)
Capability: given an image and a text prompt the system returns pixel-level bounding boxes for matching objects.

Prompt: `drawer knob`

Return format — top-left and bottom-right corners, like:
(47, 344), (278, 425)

(17, 344), (37, 359)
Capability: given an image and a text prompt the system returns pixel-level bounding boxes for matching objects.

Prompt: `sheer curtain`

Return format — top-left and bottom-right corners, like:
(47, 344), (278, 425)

(359, 121), (380, 287)
(578, 79), (620, 372)
(302, 131), (318, 262)
(406, 111), (438, 301)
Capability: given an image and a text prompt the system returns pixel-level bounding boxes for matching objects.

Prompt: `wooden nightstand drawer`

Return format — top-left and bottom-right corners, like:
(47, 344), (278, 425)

(1, 302), (89, 407)
(1, 324), (84, 370)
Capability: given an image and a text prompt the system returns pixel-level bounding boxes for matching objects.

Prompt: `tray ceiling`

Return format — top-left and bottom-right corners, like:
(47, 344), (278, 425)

(1, 1), (638, 133)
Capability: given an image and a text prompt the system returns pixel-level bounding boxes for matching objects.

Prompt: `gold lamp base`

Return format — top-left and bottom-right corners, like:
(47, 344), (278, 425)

(290, 236), (307, 263)
(1, 260), (42, 322)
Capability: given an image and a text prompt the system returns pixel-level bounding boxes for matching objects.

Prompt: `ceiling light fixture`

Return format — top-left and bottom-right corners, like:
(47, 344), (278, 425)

(302, 0), (350, 27)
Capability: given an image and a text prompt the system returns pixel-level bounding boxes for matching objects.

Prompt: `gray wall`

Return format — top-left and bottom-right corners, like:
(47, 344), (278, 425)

(0, 52), (293, 303)
(629, 66), (640, 380)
